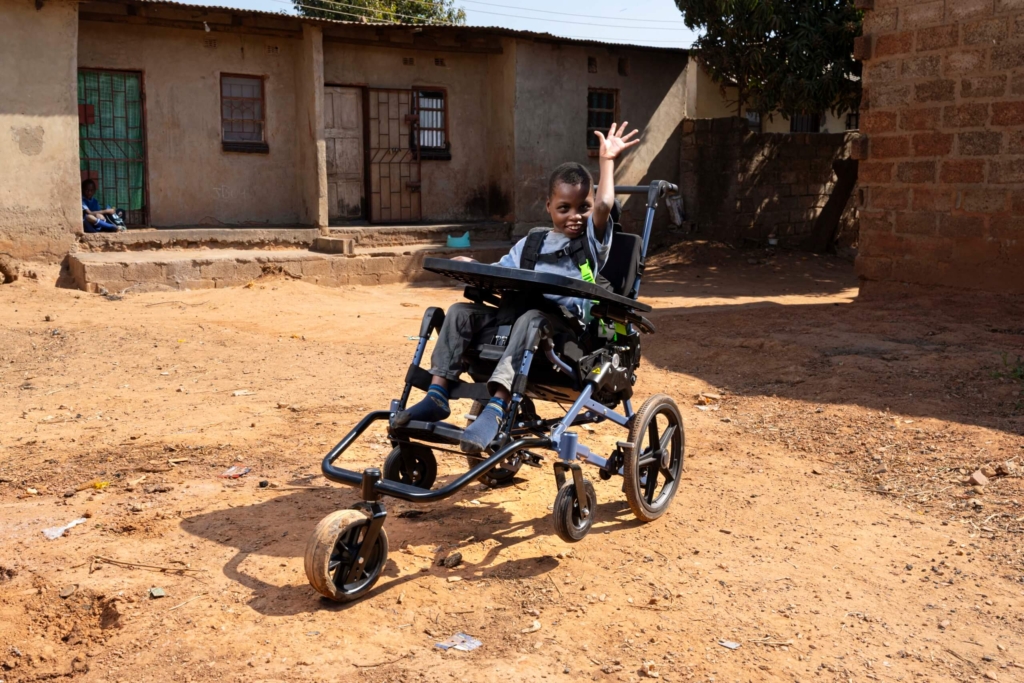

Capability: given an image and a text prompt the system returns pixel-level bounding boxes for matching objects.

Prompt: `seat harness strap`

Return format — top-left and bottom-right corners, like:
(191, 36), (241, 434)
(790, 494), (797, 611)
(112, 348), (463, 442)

(519, 228), (607, 289)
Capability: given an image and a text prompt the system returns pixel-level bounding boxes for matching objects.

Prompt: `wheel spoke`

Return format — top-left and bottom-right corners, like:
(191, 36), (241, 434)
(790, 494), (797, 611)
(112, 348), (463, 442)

(647, 418), (661, 455)
(658, 424), (676, 454)
(643, 466), (659, 502)
(659, 465), (675, 485)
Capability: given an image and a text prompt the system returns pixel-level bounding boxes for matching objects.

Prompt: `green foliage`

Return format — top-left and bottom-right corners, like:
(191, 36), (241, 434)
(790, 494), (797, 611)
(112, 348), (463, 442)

(293, 0), (466, 25)
(675, 0), (862, 118)
(995, 352), (1024, 382)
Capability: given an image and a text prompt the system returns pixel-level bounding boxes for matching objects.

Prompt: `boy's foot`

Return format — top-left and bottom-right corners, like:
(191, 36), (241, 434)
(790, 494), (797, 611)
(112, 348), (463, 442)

(460, 397), (506, 453)
(393, 384), (450, 426)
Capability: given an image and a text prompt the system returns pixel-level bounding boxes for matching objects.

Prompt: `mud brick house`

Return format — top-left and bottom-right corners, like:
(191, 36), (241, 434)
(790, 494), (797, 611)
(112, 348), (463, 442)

(855, 0), (1024, 294)
(1, 0), (698, 267)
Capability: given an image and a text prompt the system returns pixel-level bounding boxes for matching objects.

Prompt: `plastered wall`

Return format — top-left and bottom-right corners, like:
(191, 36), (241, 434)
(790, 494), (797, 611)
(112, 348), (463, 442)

(0, 0), (82, 261)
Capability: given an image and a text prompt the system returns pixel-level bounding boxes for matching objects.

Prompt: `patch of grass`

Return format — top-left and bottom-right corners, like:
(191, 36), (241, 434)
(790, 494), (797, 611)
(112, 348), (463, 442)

(993, 352), (1024, 382)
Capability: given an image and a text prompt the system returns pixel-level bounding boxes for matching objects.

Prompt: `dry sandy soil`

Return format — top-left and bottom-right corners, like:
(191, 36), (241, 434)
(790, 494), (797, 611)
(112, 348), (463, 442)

(1, 246), (1023, 683)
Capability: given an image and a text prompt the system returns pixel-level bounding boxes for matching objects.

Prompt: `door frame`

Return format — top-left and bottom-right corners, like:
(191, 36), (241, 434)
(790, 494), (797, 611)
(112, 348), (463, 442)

(77, 66), (150, 226)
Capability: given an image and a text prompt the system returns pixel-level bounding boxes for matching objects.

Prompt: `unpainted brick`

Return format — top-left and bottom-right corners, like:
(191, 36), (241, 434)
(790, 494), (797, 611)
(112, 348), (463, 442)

(940, 159), (987, 183)
(1013, 190), (1024, 214)
(938, 213), (987, 239)
(869, 60), (902, 82)
(962, 17), (1009, 45)
(895, 211), (939, 235)
(865, 9), (898, 33)
(951, 237), (1001, 269)
(861, 111), (898, 133)
(959, 131), (1003, 155)
(164, 261), (200, 281)
(1009, 130), (1024, 154)
(961, 75), (1008, 98)
(84, 262), (125, 282)
(916, 24), (958, 51)
(943, 103), (990, 128)
(992, 43), (1024, 70)
(990, 158), (1024, 183)
(900, 1), (945, 30)
(990, 215), (1024, 238)
(860, 161), (895, 183)
(901, 55), (941, 79)
(853, 35), (873, 61)
(950, 0), (996, 22)
(855, 255), (894, 281)
(897, 160), (937, 183)
(900, 107), (942, 130)
(962, 189), (1009, 213)
(871, 135), (912, 158)
(876, 31), (915, 57)
(912, 187), (957, 211)
(942, 51), (987, 74)
(1015, 14), (1024, 40)
(915, 79), (956, 102)
(859, 210), (894, 235)
(1013, 73), (1024, 95)
(912, 132), (954, 156)
(860, 230), (907, 256)
(996, 0), (1024, 14)
(991, 101), (1024, 126)
(123, 262), (164, 283)
(871, 83), (913, 108)
(871, 187), (911, 210)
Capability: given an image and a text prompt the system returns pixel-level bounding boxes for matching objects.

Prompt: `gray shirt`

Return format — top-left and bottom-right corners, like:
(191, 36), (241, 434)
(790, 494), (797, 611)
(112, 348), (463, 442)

(494, 215), (613, 320)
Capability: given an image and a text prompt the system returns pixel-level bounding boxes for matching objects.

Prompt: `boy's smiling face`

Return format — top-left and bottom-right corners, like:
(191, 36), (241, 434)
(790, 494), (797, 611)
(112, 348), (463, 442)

(546, 182), (593, 239)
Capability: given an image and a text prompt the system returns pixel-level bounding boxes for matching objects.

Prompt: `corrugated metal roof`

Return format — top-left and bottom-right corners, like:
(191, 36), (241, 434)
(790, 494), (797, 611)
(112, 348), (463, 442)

(102, 0), (688, 53)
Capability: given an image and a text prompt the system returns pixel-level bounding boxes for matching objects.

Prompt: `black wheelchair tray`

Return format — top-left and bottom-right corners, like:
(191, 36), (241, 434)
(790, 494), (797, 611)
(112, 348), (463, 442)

(423, 258), (652, 313)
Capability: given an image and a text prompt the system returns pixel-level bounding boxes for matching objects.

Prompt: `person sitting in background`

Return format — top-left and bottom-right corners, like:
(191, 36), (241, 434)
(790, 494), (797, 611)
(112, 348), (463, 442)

(82, 179), (126, 233)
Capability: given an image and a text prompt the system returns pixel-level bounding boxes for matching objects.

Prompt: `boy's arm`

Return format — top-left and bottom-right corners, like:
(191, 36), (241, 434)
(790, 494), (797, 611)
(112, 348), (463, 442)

(591, 122), (640, 240)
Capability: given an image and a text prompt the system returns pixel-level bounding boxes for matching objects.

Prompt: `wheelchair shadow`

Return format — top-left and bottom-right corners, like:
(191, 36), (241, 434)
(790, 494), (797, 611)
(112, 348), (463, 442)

(180, 481), (645, 615)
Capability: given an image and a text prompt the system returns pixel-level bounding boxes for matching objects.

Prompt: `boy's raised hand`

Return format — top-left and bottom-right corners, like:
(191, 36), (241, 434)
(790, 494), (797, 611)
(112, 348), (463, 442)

(594, 121), (640, 160)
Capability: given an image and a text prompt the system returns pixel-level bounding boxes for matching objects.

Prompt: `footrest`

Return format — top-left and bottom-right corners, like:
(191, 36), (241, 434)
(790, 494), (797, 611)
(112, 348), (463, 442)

(392, 420), (465, 446)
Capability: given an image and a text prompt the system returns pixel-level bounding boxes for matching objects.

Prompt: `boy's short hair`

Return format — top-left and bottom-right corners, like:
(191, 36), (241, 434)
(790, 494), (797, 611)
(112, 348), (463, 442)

(548, 162), (593, 197)
(81, 179), (96, 191)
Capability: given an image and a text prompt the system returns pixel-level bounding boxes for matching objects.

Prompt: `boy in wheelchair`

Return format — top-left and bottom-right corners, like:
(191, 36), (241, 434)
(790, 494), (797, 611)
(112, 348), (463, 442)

(393, 122), (640, 453)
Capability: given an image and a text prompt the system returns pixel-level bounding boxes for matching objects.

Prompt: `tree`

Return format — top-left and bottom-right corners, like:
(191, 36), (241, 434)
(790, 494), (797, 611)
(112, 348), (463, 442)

(675, 0), (862, 119)
(293, 0), (466, 25)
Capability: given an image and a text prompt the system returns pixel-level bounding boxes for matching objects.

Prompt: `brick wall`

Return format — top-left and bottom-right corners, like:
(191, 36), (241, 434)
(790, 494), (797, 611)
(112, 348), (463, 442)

(679, 117), (858, 249)
(856, 0), (1024, 293)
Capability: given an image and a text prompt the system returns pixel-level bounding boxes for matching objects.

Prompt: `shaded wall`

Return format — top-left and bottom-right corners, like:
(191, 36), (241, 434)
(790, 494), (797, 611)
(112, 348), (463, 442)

(322, 39), (505, 223)
(0, 0), (82, 262)
(855, 0), (1024, 294)
(679, 117), (857, 247)
(512, 42), (689, 234)
(78, 11), (306, 227)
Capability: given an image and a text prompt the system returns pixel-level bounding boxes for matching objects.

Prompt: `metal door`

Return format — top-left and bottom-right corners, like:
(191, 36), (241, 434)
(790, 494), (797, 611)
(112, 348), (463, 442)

(367, 89), (421, 223)
(324, 86), (365, 221)
(78, 70), (148, 225)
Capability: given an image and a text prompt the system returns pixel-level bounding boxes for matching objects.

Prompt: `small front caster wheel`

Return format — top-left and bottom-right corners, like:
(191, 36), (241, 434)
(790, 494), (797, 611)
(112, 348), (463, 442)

(305, 510), (388, 602)
(552, 478), (597, 543)
(383, 443), (437, 490)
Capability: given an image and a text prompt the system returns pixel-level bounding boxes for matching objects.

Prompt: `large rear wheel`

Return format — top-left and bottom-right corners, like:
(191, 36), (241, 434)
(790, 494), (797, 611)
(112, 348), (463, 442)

(623, 394), (684, 522)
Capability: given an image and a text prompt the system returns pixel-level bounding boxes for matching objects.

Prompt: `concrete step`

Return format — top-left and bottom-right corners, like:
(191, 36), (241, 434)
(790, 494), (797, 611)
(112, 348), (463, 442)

(327, 222), (511, 248)
(310, 236), (355, 255)
(78, 227), (319, 252)
(67, 242), (510, 293)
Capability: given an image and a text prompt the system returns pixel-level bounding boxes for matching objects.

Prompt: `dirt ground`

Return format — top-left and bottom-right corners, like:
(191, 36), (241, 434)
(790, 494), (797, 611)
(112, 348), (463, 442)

(1, 246), (1023, 683)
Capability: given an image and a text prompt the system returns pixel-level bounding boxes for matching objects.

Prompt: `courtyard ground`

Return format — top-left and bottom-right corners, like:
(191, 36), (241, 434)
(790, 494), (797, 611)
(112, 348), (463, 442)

(1, 245), (1022, 683)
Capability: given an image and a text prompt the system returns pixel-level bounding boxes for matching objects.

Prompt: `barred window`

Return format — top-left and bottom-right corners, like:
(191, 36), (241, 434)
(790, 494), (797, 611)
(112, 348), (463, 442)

(846, 110), (860, 131)
(221, 74), (268, 153)
(587, 89), (618, 150)
(413, 90), (450, 160)
(790, 112), (822, 133)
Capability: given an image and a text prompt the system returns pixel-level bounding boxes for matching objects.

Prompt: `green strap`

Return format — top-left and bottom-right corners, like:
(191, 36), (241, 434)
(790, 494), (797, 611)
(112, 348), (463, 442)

(579, 260), (596, 284)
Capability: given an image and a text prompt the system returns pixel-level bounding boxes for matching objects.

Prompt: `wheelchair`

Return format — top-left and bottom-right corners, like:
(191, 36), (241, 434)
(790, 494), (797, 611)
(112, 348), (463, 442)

(305, 181), (685, 602)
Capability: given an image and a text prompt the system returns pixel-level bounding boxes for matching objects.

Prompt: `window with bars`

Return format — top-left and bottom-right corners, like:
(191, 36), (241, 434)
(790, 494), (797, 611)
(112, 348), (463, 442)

(845, 109), (860, 131)
(745, 110), (762, 132)
(413, 89), (450, 160)
(221, 74), (268, 153)
(789, 112), (822, 133)
(587, 89), (617, 150)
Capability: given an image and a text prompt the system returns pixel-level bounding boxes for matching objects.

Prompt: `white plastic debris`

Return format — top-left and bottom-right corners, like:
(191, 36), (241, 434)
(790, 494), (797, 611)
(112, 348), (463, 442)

(435, 633), (482, 652)
(43, 518), (87, 540)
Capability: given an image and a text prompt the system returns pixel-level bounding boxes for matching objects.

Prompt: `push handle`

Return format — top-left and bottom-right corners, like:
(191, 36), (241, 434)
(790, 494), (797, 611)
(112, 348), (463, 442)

(611, 180), (678, 297)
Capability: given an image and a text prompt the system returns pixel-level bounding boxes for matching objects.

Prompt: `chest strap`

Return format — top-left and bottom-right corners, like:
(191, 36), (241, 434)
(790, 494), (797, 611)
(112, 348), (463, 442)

(520, 228), (604, 286)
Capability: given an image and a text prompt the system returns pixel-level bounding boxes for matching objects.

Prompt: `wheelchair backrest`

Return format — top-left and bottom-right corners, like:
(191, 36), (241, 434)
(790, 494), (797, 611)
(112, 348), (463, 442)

(599, 229), (642, 299)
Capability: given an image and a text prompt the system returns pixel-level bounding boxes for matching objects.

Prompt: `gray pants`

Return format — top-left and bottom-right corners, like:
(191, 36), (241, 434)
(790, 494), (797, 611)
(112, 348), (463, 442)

(429, 303), (574, 393)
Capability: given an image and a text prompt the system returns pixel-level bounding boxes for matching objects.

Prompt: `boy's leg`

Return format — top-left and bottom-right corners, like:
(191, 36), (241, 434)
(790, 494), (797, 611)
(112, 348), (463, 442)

(460, 309), (571, 453)
(393, 302), (497, 426)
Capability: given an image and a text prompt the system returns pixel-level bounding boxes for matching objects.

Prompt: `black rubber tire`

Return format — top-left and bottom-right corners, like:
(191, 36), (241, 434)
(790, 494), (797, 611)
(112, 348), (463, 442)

(552, 478), (596, 543)
(304, 510), (389, 602)
(383, 443), (437, 490)
(623, 394), (685, 522)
